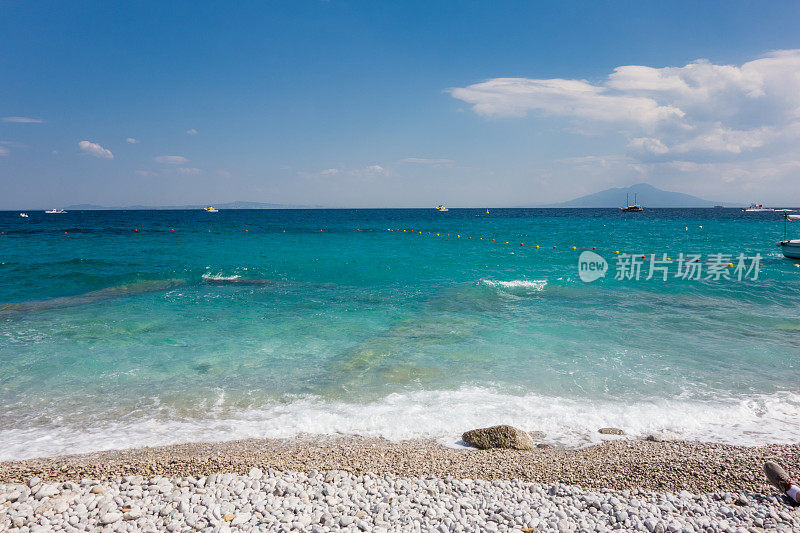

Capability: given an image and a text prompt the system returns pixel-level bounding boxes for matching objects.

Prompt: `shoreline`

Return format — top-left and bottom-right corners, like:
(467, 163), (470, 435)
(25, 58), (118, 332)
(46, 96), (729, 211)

(1, 436), (798, 495)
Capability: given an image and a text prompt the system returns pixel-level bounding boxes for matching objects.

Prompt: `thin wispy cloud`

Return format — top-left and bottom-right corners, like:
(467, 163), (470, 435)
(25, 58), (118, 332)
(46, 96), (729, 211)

(2, 116), (44, 123)
(154, 155), (189, 164)
(78, 140), (114, 159)
(401, 157), (455, 164)
(186, 129), (198, 135)
(176, 167), (200, 175)
(0, 146), (9, 157)
(126, 137), (139, 144)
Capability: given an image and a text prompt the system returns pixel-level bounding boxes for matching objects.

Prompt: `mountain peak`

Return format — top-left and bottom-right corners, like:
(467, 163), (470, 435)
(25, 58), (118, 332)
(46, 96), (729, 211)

(547, 183), (718, 208)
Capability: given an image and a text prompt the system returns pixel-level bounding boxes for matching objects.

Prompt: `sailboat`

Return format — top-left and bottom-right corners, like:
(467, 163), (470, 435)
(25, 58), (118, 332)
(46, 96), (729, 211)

(620, 193), (643, 212)
(778, 213), (800, 259)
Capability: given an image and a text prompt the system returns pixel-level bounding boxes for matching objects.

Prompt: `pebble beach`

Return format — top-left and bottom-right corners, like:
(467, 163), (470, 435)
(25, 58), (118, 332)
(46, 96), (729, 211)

(2, 436), (799, 531)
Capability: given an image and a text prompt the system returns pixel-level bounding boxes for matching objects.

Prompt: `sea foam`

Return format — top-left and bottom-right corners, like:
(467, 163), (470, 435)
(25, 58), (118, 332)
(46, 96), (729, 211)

(2, 387), (799, 460)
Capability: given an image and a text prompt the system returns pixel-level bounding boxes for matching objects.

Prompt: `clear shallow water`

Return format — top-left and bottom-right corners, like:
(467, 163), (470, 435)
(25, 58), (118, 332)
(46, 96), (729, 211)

(1, 208), (799, 459)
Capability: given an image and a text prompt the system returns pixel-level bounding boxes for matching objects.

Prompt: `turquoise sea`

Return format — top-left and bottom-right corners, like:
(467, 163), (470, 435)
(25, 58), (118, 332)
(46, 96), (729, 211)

(1, 208), (799, 459)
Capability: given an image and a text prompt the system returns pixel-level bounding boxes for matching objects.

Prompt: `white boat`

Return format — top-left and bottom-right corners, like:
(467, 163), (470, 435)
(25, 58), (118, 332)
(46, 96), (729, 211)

(19, 213), (28, 218)
(779, 214), (800, 259)
(744, 203), (773, 212)
(204, 206), (219, 213)
(45, 209), (66, 214)
(435, 204), (448, 212)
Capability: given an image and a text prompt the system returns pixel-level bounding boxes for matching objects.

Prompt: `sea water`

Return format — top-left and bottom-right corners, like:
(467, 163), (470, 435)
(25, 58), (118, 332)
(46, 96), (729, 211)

(1, 208), (799, 459)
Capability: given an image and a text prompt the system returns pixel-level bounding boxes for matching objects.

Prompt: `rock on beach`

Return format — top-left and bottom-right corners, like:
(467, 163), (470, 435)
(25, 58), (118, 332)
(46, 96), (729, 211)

(462, 425), (536, 450)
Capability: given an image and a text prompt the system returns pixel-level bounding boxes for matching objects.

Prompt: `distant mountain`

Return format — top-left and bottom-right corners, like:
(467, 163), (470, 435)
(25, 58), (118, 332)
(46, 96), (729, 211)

(64, 201), (323, 210)
(546, 183), (720, 208)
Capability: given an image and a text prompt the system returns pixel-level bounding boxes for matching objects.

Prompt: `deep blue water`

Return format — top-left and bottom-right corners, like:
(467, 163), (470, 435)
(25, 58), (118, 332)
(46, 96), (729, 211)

(1, 208), (799, 458)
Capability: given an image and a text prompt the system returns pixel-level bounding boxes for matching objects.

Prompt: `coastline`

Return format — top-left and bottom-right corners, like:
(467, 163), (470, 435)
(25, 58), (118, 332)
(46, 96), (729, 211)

(2, 437), (800, 532)
(2, 436), (798, 494)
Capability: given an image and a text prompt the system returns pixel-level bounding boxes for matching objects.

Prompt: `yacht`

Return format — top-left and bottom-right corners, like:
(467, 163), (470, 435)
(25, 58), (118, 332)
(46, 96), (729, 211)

(204, 206), (219, 213)
(620, 193), (643, 212)
(19, 213), (28, 218)
(45, 209), (67, 214)
(435, 204), (448, 212)
(744, 204), (773, 212)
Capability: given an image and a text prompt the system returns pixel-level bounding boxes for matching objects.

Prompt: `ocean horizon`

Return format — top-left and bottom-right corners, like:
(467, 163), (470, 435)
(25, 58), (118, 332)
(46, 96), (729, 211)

(1, 207), (799, 460)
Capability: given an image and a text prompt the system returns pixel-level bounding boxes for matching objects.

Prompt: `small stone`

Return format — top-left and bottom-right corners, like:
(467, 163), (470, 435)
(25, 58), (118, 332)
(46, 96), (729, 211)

(90, 485), (105, 494)
(223, 513), (235, 522)
(598, 428), (625, 435)
(99, 512), (122, 525)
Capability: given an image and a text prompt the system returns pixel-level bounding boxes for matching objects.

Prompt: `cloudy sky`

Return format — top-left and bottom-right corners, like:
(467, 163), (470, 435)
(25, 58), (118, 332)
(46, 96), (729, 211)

(2, 1), (800, 208)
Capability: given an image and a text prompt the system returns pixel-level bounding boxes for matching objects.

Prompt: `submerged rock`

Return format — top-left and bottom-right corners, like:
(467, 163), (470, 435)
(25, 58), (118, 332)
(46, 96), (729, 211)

(598, 428), (625, 435)
(462, 425), (535, 450)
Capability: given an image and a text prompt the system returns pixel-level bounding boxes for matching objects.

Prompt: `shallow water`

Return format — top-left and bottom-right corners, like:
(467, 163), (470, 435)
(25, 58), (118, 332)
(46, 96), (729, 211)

(1, 208), (799, 459)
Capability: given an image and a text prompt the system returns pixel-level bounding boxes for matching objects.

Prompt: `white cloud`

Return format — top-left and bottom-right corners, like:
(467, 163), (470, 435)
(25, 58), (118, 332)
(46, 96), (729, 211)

(2, 116), (43, 123)
(0, 146), (9, 157)
(320, 168), (340, 176)
(363, 165), (387, 176)
(154, 155), (189, 164)
(452, 50), (800, 199)
(186, 129), (198, 135)
(126, 137), (139, 144)
(176, 167), (200, 175)
(401, 157), (455, 164)
(78, 140), (114, 159)
(303, 164), (389, 179)
(217, 170), (232, 178)
(135, 170), (158, 177)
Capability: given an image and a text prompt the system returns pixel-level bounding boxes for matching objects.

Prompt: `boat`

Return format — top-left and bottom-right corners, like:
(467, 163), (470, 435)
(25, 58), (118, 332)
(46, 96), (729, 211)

(744, 203), (773, 212)
(44, 209), (66, 214)
(19, 213), (28, 218)
(713, 205), (724, 209)
(204, 206), (219, 213)
(620, 193), (643, 212)
(778, 214), (800, 259)
(485, 209), (490, 214)
(435, 204), (448, 212)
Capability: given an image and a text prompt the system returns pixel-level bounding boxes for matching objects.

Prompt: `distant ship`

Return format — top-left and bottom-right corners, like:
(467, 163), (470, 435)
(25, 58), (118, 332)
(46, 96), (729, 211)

(620, 193), (643, 212)
(204, 206), (219, 213)
(435, 204), (448, 212)
(45, 209), (67, 214)
(19, 212), (29, 218)
(744, 203), (772, 212)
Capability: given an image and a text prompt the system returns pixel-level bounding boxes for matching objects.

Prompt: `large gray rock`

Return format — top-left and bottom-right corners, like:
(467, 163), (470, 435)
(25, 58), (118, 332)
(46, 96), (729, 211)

(462, 425), (535, 450)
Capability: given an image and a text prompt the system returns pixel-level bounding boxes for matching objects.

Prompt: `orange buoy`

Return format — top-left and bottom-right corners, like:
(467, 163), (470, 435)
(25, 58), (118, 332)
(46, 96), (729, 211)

(245, 229), (248, 232)
(171, 228), (175, 232)
(535, 245), (539, 249)
(553, 246), (557, 249)
(592, 247), (596, 250)
(520, 243), (524, 246)
(572, 246), (576, 250)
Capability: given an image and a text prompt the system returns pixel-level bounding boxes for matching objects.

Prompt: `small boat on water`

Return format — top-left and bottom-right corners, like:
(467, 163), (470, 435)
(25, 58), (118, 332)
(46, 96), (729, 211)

(620, 193), (643, 212)
(778, 214), (800, 259)
(204, 206), (219, 213)
(435, 204), (448, 212)
(19, 213), (28, 218)
(45, 209), (66, 214)
(744, 203), (773, 212)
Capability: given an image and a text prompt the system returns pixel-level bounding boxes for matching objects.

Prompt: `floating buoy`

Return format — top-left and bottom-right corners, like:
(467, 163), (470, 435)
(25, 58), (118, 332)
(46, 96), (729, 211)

(520, 243), (524, 246)
(437, 233), (440, 236)
(592, 247), (596, 250)
(492, 239), (495, 241)
(535, 245), (539, 249)
(208, 230), (211, 232)
(134, 228), (138, 232)
(615, 251), (620, 254)
(1, 232), (4, 235)
(572, 246), (576, 250)
(457, 235), (460, 238)
(245, 229), (248, 232)
(171, 228), (175, 232)
(727, 263), (734, 267)
(694, 258), (701, 262)
(641, 255), (646, 259)
(552, 246), (556, 249)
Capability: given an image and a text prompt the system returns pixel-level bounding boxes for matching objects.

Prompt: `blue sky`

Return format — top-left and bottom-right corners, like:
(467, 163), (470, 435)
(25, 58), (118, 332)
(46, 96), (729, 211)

(2, 1), (800, 208)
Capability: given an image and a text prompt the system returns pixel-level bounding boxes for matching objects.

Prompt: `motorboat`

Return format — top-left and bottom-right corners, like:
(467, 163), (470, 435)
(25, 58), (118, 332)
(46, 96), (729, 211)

(778, 214), (800, 259)
(435, 204), (448, 212)
(204, 206), (219, 213)
(620, 193), (643, 212)
(45, 209), (67, 214)
(744, 203), (773, 212)
(19, 213), (28, 218)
